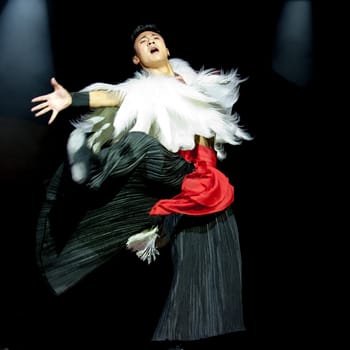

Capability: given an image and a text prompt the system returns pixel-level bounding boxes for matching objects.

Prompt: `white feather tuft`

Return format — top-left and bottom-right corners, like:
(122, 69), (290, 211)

(126, 226), (160, 264)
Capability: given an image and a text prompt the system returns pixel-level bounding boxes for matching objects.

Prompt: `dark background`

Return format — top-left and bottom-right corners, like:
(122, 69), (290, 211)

(1, 0), (330, 349)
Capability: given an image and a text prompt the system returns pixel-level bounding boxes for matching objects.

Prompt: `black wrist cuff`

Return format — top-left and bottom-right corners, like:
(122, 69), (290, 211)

(70, 92), (90, 107)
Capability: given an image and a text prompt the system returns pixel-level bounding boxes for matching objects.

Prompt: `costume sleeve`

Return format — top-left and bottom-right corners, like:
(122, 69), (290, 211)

(149, 144), (234, 216)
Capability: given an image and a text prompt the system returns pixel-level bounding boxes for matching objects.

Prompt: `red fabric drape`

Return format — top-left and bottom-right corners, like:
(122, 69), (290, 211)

(150, 145), (234, 216)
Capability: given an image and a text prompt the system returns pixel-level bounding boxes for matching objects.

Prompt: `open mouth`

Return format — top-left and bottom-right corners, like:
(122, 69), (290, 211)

(150, 47), (159, 54)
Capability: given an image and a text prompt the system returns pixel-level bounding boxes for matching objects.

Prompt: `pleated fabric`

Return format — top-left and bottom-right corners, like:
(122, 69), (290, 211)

(152, 206), (245, 341)
(36, 131), (193, 295)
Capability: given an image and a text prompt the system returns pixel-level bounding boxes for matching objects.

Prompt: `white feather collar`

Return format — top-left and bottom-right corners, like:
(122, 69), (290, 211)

(78, 58), (251, 160)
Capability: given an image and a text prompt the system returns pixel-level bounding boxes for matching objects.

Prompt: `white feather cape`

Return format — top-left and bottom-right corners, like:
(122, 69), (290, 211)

(76, 58), (252, 160)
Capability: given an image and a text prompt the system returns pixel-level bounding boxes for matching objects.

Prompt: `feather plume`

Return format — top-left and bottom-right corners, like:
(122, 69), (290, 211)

(126, 226), (160, 264)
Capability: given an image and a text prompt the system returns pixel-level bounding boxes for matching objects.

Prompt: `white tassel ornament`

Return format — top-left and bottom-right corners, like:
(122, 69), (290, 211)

(126, 226), (160, 264)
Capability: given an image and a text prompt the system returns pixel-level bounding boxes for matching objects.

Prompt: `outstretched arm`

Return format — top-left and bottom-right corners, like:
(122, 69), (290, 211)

(31, 77), (125, 125)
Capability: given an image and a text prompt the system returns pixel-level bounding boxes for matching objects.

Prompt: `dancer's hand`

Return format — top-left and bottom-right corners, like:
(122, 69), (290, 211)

(31, 77), (72, 124)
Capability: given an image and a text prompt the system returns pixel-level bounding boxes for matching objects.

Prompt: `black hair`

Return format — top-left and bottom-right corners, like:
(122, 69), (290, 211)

(130, 23), (162, 48)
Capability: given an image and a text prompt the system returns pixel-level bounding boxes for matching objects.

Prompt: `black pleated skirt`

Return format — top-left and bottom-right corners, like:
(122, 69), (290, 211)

(36, 131), (193, 295)
(36, 130), (245, 342)
(152, 207), (246, 341)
